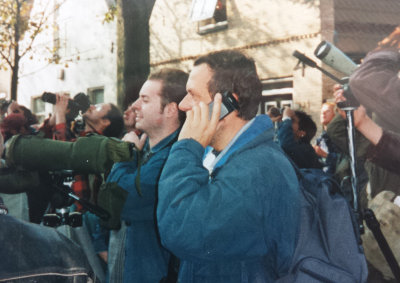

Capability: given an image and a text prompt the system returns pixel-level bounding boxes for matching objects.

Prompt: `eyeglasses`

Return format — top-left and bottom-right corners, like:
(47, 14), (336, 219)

(95, 104), (103, 112)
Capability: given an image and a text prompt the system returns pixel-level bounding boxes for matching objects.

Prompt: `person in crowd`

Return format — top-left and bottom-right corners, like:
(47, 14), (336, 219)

(39, 92), (90, 141)
(94, 100), (145, 282)
(40, 94), (76, 141)
(314, 102), (336, 157)
(348, 25), (400, 134)
(0, 112), (39, 222)
(345, 26), (400, 175)
(1, 100), (39, 137)
(334, 97), (400, 176)
(120, 101), (142, 145)
(47, 97), (124, 207)
(267, 106), (282, 143)
(324, 97), (371, 205)
(0, 100), (11, 122)
(333, 26), (400, 282)
(277, 107), (322, 169)
(313, 102), (340, 174)
(122, 102), (138, 133)
(267, 106), (282, 123)
(99, 68), (188, 283)
(156, 50), (300, 282)
(82, 103), (124, 139)
(332, 25), (400, 198)
(0, 113), (34, 142)
(0, 132), (4, 161)
(5, 101), (38, 127)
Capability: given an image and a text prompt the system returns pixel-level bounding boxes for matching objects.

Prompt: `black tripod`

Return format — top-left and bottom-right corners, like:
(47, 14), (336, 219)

(293, 50), (400, 282)
(42, 170), (110, 283)
(42, 170), (110, 223)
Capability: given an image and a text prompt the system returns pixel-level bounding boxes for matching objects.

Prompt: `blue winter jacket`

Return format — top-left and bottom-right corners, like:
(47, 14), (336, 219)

(107, 130), (179, 283)
(157, 115), (300, 283)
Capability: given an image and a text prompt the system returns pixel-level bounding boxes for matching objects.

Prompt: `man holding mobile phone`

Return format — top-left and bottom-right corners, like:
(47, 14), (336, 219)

(157, 50), (300, 282)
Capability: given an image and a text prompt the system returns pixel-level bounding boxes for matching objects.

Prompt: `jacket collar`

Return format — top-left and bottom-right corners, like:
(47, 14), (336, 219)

(204, 115), (273, 171)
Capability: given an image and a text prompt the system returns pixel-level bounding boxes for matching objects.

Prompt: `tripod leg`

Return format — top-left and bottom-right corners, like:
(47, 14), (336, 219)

(364, 208), (400, 282)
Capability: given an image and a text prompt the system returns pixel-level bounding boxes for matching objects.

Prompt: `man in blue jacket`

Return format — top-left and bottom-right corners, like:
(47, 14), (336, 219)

(157, 50), (300, 282)
(102, 68), (188, 283)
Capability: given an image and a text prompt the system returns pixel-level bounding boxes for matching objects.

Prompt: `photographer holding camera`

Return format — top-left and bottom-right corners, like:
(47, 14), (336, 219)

(334, 26), (400, 176)
(38, 92), (124, 206)
(40, 92), (91, 141)
(41, 93), (75, 141)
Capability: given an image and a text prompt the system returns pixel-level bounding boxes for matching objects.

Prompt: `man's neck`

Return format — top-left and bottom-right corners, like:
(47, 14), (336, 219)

(125, 126), (136, 133)
(148, 124), (179, 149)
(211, 115), (248, 152)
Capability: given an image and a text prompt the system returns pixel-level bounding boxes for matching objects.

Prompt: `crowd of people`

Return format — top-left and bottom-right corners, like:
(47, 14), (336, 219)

(0, 25), (399, 283)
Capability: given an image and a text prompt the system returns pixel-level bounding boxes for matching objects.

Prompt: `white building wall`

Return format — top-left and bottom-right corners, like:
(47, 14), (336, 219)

(149, 0), (323, 121)
(150, 0), (321, 78)
(17, 0), (117, 113)
(0, 70), (10, 99)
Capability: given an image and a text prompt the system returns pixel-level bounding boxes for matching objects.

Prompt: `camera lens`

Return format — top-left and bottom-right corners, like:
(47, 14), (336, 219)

(41, 92), (57, 104)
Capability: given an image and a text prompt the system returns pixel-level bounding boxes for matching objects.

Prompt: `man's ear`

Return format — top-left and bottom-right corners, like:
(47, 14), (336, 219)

(164, 102), (178, 118)
(232, 92), (239, 102)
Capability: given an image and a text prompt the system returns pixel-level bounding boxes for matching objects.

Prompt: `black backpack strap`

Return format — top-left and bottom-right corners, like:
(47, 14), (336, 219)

(159, 254), (179, 283)
(364, 208), (400, 282)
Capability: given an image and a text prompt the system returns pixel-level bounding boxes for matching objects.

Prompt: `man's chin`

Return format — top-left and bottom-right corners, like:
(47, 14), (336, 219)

(135, 123), (144, 132)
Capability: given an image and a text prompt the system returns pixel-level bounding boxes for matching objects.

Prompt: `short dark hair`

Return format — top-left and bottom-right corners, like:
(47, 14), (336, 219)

(295, 110), (317, 143)
(102, 103), (124, 138)
(19, 105), (38, 125)
(194, 50), (262, 120)
(148, 68), (189, 125)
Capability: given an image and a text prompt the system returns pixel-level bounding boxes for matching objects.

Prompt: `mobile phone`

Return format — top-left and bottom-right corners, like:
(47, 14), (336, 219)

(208, 91), (239, 120)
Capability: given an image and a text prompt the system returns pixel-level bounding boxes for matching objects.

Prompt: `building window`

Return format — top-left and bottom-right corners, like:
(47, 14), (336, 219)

(197, 0), (228, 35)
(259, 77), (293, 114)
(88, 87), (104, 105)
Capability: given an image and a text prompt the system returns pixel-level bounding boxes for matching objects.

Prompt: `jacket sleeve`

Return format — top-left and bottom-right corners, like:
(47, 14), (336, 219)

(367, 130), (400, 175)
(277, 119), (295, 149)
(326, 114), (371, 158)
(349, 50), (400, 132)
(157, 139), (300, 265)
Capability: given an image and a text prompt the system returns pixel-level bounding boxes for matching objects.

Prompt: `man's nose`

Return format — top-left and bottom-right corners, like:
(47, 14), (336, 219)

(132, 99), (141, 110)
(178, 94), (194, 112)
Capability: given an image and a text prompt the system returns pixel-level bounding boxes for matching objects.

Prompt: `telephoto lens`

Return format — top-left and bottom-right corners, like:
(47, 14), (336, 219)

(41, 92), (57, 104)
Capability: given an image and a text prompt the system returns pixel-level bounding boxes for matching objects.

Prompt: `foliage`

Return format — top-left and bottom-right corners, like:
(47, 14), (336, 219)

(103, 5), (117, 24)
(0, 0), (63, 100)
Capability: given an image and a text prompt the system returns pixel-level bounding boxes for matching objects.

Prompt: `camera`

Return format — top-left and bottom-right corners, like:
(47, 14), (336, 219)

(313, 41), (360, 109)
(42, 92), (91, 120)
(314, 41), (358, 76)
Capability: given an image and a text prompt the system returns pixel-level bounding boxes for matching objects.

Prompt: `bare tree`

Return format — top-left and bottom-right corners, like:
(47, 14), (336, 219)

(0, 0), (61, 100)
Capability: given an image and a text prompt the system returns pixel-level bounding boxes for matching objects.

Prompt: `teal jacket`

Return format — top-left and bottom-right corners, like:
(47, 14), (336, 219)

(107, 130), (179, 283)
(157, 115), (300, 282)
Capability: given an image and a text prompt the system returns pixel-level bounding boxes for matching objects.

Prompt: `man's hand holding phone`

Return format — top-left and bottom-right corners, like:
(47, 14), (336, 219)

(178, 93), (222, 147)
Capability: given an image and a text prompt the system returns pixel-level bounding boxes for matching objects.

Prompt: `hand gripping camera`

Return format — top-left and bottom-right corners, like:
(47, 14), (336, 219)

(41, 92), (91, 120)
